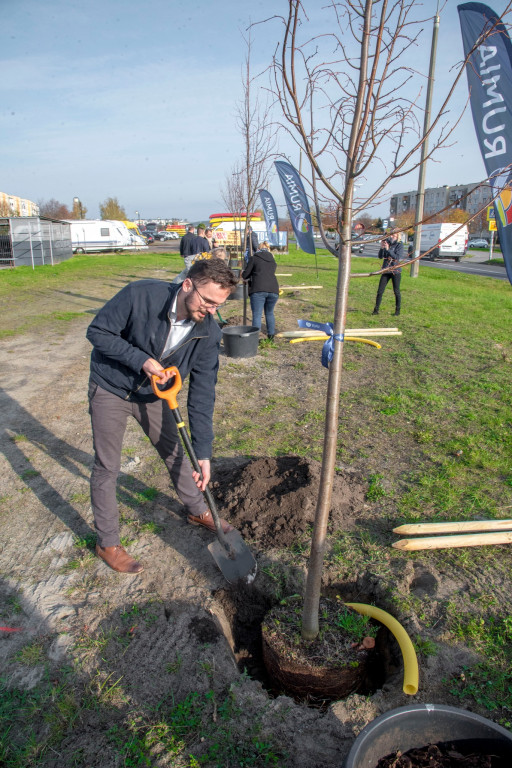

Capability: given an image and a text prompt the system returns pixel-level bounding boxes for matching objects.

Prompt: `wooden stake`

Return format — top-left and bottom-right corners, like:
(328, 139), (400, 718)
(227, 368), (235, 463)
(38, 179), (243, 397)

(394, 520), (512, 535)
(278, 328), (399, 337)
(280, 285), (323, 290)
(393, 532), (512, 551)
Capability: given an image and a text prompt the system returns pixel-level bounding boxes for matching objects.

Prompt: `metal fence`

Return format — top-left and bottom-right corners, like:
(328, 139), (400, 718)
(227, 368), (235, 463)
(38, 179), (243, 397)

(0, 217), (73, 268)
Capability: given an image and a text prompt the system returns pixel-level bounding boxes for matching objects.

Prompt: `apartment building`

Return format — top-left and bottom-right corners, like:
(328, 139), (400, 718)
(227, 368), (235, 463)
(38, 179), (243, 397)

(390, 182), (492, 220)
(0, 192), (40, 217)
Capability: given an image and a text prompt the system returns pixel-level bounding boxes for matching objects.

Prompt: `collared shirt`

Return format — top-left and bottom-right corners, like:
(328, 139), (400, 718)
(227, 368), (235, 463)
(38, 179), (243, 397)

(162, 289), (195, 358)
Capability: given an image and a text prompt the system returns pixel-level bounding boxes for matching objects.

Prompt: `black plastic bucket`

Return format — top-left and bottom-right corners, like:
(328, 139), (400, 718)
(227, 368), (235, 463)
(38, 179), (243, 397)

(227, 283), (244, 301)
(344, 704), (512, 768)
(222, 325), (259, 358)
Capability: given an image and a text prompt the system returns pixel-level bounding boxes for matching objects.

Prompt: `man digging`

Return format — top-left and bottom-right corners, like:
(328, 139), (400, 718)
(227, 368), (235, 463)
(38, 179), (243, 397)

(86, 259), (237, 574)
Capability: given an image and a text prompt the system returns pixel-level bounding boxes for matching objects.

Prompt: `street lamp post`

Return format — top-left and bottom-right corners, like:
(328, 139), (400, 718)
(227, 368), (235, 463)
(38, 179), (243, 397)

(135, 210), (140, 224)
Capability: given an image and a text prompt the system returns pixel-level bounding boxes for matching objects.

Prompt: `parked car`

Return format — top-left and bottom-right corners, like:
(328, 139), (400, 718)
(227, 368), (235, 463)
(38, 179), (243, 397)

(144, 233), (155, 244)
(333, 233), (365, 255)
(468, 238), (489, 248)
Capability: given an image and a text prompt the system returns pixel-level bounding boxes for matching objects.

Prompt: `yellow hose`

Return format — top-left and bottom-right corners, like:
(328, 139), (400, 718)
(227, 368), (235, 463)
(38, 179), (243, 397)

(289, 336), (381, 349)
(345, 602), (419, 695)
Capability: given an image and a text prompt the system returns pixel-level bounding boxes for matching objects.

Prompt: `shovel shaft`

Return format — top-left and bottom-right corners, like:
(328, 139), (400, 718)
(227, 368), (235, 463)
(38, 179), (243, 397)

(171, 406), (230, 551)
(151, 367), (233, 556)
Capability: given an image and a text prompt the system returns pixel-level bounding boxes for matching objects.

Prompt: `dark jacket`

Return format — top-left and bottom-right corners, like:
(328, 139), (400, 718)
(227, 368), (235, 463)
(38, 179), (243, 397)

(180, 231), (196, 256)
(244, 230), (259, 256)
(379, 239), (403, 272)
(192, 235), (211, 253)
(242, 249), (279, 294)
(86, 280), (222, 458)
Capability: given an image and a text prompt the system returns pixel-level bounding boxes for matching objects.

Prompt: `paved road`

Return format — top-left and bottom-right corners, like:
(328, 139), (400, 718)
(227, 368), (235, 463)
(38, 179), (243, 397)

(351, 244), (508, 282)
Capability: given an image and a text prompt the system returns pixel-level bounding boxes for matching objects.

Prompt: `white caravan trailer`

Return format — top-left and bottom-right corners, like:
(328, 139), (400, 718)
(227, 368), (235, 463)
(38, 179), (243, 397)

(66, 220), (148, 253)
(419, 223), (468, 262)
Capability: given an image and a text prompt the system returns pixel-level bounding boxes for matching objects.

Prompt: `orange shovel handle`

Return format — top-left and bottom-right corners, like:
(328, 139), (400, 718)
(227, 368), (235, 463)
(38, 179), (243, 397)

(150, 366), (182, 409)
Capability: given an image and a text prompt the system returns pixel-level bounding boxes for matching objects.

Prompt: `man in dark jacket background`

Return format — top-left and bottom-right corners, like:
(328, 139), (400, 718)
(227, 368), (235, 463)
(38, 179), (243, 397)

(86, 259), (237, 574)
(372, 229), (404, 316)
(192, 226), (211, 254)
(180, 224), (196, 257)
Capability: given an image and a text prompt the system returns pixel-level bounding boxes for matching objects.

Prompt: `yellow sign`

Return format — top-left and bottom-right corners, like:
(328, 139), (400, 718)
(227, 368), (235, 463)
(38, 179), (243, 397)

(489, 219), (497, 231)
(487, 206), (495, 221)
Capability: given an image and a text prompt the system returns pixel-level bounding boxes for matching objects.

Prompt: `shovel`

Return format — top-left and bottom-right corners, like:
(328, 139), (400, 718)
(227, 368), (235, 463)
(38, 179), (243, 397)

(151, 366), (256, 584)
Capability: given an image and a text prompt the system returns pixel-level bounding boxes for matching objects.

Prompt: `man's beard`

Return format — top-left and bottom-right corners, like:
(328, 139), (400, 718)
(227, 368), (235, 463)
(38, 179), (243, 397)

(183, 291), (205, 322)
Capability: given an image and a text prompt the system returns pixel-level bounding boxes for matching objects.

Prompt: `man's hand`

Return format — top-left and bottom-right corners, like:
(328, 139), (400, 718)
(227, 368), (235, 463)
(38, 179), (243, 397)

(192, 459), (210, 492)
(142, 358), (175, 384)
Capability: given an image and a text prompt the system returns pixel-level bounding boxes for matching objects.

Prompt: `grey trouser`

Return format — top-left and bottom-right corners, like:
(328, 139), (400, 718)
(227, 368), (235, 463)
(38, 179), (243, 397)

(89, 381), (207, 547)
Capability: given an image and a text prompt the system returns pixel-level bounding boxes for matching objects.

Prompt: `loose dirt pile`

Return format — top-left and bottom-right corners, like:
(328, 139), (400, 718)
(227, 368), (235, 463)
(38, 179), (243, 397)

(212, 456), (366, 548)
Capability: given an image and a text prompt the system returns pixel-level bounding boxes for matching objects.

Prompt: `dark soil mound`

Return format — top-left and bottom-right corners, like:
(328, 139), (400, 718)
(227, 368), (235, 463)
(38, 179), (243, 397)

(211, 456), (366, 548)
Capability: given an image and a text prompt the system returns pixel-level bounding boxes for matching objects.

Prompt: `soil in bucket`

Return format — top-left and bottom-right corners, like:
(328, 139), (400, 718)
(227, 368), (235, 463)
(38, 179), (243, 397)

(376, 741), (508, 767)
(222, 325), (259, 358)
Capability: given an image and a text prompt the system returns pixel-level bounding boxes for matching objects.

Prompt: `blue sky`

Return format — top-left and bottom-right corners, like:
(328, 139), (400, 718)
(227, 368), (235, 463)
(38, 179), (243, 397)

(1, 0), (510, 221)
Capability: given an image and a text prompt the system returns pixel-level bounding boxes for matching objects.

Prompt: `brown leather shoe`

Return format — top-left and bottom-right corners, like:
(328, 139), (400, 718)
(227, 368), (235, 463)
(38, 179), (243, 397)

(187, 510), (234, 534)
(95, 544), (144, 574)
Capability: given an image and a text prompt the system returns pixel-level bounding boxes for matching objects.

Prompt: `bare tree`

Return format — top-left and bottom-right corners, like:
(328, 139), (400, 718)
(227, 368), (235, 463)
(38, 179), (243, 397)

(38, 198), (72, 219)
(221, 163), (246, 259)
(237, 31), (275, 239)
(270, 0), (510, 640)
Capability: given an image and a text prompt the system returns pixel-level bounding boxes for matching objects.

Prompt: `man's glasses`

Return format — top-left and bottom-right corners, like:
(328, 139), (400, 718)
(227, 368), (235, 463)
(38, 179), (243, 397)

(191, 281), (223, 309)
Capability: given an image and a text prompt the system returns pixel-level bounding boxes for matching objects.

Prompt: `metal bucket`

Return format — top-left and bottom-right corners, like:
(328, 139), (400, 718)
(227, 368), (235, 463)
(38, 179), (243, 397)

(222, 325), (259, 358)
(344, 704), (512, 768)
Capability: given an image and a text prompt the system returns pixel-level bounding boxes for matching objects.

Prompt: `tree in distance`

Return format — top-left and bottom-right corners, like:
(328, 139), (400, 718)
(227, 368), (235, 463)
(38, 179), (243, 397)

(38, 198), (72, 219)
(71, 198), (88, 219)
(99, 197), (127, 220)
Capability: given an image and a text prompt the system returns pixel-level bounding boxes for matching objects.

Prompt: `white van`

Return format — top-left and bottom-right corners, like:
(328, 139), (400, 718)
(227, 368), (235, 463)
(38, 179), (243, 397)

(66, 220), (148, 253)
(419, 223), (468, 262)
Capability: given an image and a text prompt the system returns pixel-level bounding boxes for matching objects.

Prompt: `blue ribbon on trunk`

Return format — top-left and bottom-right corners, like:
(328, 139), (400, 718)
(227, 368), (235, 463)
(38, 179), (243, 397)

(297, 319), (344, 368)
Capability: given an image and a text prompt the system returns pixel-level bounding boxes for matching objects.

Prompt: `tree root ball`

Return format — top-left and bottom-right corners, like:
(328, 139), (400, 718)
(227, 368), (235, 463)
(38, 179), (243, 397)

(261, 597), (378, 701)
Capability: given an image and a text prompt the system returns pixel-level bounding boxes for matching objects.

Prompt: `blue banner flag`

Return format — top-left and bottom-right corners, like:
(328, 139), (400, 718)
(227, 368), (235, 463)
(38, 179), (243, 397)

(275, 161), (316, 254)
(458, 2), (512, 284)
(259, 189), (279, 246)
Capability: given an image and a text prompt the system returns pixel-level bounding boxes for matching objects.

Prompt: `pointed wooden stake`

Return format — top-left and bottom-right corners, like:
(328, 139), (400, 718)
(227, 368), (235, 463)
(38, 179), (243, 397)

(393, 531), (512, 551)
(393, 520), (512, 535)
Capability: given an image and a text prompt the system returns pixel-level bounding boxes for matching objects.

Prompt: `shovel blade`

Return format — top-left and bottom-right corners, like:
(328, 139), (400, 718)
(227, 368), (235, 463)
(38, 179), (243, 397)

(207, 529), (256, 584)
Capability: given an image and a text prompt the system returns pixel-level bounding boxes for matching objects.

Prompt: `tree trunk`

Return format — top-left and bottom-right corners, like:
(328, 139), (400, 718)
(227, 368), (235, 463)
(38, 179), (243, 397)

(301, 223), (352, 639)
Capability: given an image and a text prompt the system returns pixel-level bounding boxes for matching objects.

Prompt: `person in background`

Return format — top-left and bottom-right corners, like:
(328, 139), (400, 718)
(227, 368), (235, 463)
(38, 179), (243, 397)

(205, 228), (215, 251)
(242, 240), (279, 340)
(86, 259), (237, 574)
(194, 226), (211, 254)
(372, 229), (403, 316)
(172, 247), (229, 285)
(180, 224), (196, 257)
